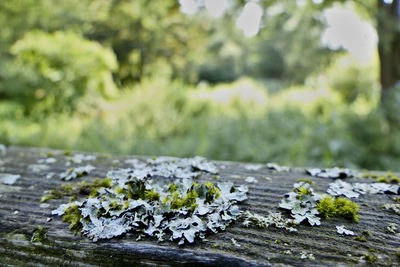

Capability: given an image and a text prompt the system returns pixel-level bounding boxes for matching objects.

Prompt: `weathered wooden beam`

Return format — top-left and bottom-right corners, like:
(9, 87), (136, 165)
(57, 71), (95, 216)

(0, 146), (399, 266)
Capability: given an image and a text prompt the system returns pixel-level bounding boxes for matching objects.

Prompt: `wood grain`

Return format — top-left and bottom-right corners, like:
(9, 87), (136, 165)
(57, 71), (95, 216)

(1, 146), (399, 266)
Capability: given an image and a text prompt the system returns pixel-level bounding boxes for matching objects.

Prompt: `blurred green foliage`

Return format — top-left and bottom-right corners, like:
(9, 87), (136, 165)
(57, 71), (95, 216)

(5, 31), (117, 115)
(0, 0), (400, 171)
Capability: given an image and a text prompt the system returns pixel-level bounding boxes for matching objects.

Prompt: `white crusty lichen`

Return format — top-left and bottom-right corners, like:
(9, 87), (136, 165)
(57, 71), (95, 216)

(245, 164), (262, 171)
(71, 154), (97, 164)
(266, 163), (291, 172)
(306, 167), (355, 179)
(300, 251), (315, 260)
(383, 203), (400, 215)
(336, 225), (354, 236)
(279, 181), (321, 226)
(245, 176), (258, 183)
(242, 210), (297, 232)
(0, 173), (20, 185)
(59, 165), (95, 181)
(52, 156), (248, 245)
(386, 223), (398, 234)
(327, 180), (400, 199)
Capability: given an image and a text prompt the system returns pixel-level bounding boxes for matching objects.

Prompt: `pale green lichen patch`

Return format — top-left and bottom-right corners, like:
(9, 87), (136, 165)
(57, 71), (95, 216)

(0, 173), (20, 185)
(327, 180), (400, 198)
(59, 165), (95, 181)
(306, 167), (354, 178)
(280, 182), (359, 226)
(48, 156), (248, 245)
(279, 181), (321, 226)
(336, 225), (355, 236)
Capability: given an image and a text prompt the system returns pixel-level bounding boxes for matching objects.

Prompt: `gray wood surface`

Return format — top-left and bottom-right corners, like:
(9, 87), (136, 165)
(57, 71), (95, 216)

(0, 146), (399, 266)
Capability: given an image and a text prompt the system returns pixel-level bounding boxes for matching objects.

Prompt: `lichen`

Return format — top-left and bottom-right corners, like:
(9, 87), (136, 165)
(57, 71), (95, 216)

(336, 225), (354, 236)
(49, 156), (247, 245)
(242, 210), (298, 232)
(279, 182), (321, 226)
(306, 167), (354, 178)
(327, 179), (400, 198)
(59, 165), (95, 181)
(41, 178), (112, 202)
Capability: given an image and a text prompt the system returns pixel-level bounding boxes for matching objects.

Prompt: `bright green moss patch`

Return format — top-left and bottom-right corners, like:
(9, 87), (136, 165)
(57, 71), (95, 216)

(376, 176), (389, 183)
(317, 196), (359, 222)
(367, 171), (400, 184)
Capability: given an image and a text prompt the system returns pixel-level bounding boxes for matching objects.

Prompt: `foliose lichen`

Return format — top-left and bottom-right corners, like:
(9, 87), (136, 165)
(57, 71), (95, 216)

(306, 167), (354, 179)
(50, 156), (248, 245)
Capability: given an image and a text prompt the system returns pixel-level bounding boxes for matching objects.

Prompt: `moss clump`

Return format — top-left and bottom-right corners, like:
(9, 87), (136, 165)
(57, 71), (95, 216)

(373, 171), (400, 184)
(41, 184), (74, 202)
(62, 204), (83, 234)
(31, 226), (47, 243)
(376, 176), (389, 183)
(362, 230), (371, 237)
(317, 196), (359, 222)
(144, 189), (160, 202)
(296, 179), (313, 184)
(391, 176), (400, 183)
(41, 178), (112, 202)
(363, 254), (377, 264)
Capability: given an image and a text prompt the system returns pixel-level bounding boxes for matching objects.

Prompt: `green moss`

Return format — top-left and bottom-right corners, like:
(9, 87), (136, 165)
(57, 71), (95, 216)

(376, 176), (389, 183)
(41, 178), (112, 202)
(390, 176), (400, 183)
(396, 248), (400, 258)
(31, 226), (47, 243)
(317, 196), (336, 219)
(144, 189), (160, 201)
(63, 150), (71, 156)
(205, 182), (221, 203)
(354, 236), (367, 242)
(363, 254), (377, 264)
(394, 197), (400, 202)
(62, 204), (82, 234)
(296, 178), (313, 184)
(362, 230), (371, 237)
(317, 196), (359, 221)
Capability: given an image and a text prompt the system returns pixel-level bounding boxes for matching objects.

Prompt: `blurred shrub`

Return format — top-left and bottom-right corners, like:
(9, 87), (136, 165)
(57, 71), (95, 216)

(3, 30), (117, 115)
(326, 57), (379, 103)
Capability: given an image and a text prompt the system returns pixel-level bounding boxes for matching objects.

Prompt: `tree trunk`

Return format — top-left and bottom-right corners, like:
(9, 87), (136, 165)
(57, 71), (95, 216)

(377, 0), (400, 105)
